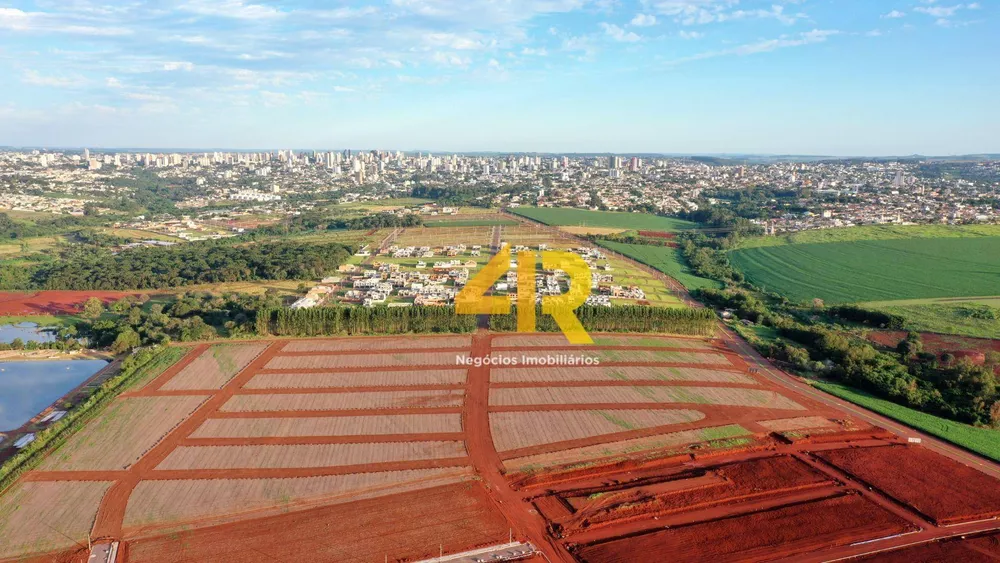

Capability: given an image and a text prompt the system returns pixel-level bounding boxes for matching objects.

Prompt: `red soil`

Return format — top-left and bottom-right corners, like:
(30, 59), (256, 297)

(867, 331), (1000, 359)
(858, 532), (1000, 562)
(637, 231), (676, 239)
(0, 291), (138, 316)
(123, 482), (510, 563)
(816, 445), (1000, 525)
(560, 455), (833, 530)
(574, 493), (915, 563)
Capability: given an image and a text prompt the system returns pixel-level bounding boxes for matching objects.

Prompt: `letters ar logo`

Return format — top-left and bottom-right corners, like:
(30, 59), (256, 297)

(456, 246), (593, 344)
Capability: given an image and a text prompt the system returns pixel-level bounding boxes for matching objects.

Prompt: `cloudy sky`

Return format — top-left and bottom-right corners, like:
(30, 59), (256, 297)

(0, 0), (996, 154)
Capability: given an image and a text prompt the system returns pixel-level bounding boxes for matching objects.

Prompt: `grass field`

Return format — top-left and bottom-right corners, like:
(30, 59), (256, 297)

(511, 207), (697, 232)
(737, 224), (1000, 249)
(811, 381), (1000, 463)
(597, 241), (720, 291)
(870, 303), (1000, 339)
(729, 237), (1000, 304)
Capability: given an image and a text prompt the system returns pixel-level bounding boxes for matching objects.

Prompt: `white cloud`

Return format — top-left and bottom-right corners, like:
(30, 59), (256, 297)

(0, 7), (131, 35)
(914, 5), (962, 18)
(630, 13), (656, 26)
(679, 30), (703, 39)
(431, 52), (471, 67)
(22, 70), (87, 88)
(882, 10), (906, 19)
(162, 61), (195, 71)
(179, 0), (284, 20)
(600, 22), (641, 42)
(521, 47), (549, 56)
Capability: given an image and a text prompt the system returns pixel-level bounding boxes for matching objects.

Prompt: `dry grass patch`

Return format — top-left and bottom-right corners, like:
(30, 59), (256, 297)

(221, 390), (464, 412)
(490, 409), (705, 452)
(162, 343), (267, 390)
(156, 441), (467, 470)
(245, 370), (466, 389)
(282, 336), (471, 352)
(192, 414), (463, 438)
(124, 467), (473, 531)
(489, 386), (803, 410)
(266, 351), (459, 370)
(491, 366), (753, 384)
(40, 395), (208, 471)
(0, 480), (113, 559)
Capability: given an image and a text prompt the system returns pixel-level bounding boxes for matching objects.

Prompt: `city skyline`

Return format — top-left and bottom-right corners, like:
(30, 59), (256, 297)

(1, 0), (998, 155)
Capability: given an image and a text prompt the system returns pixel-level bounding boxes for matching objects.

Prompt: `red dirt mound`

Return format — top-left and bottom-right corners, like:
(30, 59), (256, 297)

(858, 531), (1000, 562)
(575, 493), (913, 563)
(0, 291), (138, 316)
(816, 445), (1000, 525)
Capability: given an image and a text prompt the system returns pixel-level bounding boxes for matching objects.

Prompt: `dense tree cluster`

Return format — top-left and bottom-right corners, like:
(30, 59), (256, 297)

(827, 305), (905, 329)
(0, 212), (116, 240)
(32, 241), (352, 290)
(489, 305), (717, 336)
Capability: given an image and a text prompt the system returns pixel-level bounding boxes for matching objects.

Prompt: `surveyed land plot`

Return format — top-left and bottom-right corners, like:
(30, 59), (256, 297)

(489, 409), (706, 452)
(40, 395), (208, 471)
(505, 424), (751, 471)
(489, 386), (804, 410)
(245, 369), (467, 389)
(161, 343), (267, 390)
(156, 441), (468, 470)
(124, 467), (473, 531)
(281, 335), (472, 352)
(265, 351), (458, 370)
(510, 206), (698, 232)
(0, 480), (113, 559)
(221, 390), (465, 412)
(492, 349), (733, 365)
(491, 366), (754, 384)
(191, 414), (463, 438)
(491, 334), (716, 349)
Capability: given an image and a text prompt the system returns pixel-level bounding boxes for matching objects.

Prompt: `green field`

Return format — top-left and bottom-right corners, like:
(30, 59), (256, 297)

(597, 241), (721, 291)
(812, 381), (1000, 463)
(871, 303), (1000, 339)
(729, 237), (1000, 304)
(511, 207), (697, 232)
(737, 224), (1000, 250)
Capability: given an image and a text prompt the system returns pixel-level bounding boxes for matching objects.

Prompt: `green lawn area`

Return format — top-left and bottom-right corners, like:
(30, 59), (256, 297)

(0, 314), (84, 328)
(597, 241), (720, 291)
(511, 206), (697, 232)
(729, 237), (1000, 305)
(811, 381), (1000, 463)
(736, 224), (1000, 250)
(870, 303), (1000, 339)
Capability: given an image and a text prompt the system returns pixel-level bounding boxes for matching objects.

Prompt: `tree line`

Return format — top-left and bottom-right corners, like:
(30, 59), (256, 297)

(257, 305), (477, 336)
(488, 305), (717, 336)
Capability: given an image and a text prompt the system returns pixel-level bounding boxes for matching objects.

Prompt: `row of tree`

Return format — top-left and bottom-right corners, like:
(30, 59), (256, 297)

(258, 305), (477, 336)
(488, 305), (718, 335)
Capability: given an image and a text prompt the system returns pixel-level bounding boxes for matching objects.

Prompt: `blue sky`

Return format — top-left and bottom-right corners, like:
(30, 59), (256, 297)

(1, 0), (997, 154)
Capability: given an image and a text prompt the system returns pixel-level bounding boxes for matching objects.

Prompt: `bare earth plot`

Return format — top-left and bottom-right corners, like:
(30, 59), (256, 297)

(4, 333), (1000, 563)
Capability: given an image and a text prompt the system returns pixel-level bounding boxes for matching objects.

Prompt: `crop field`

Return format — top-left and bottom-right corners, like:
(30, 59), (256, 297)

(736, 223), (1000, 250)
(730, 237), (1000, 304)
(597, 240), (721, 291)
(490, 409), (706, 452)
(7, 333), (1000, 562)
(161, 343), (267, 390)
(868, 302), (1000, 339)
(39, 395), (207, 471)
(244, 369), (467, 388)
(510, 207), (698, 232)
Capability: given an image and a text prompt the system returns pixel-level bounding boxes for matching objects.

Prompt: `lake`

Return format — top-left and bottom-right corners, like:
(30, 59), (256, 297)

(0, 322), (57, 344)
(0, 360), (107, 431)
